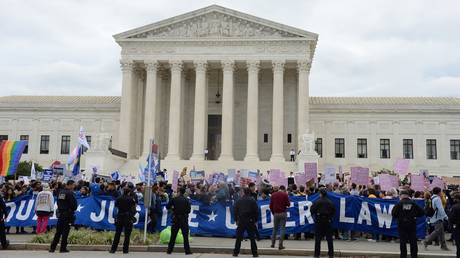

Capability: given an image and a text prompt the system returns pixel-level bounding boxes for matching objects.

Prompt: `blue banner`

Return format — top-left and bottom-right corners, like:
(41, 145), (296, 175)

(4, 192), (426, 238)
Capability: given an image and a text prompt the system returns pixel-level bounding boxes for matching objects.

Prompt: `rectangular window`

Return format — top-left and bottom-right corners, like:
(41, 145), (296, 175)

(263, 133), (268, 143)
(335, 138), (345, 158)
(380, 139), (390, 159)
(426, 139), (437, 160)
(287, 134), (292, 143)
(403, 139), (414, 159)
(20, 135), (29, 154)
(61, 135), (71, 155)
(451, 140), (460, 160)
(40, 135), (50, 154)
(357, 138), (367, 158)
(0, 135), (8, 142)
(315, 138), (323, 158)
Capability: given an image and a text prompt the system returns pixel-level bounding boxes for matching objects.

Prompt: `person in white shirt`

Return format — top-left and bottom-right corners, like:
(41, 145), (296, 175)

(289, 149), (296, 162)
(204, 148), (209, 160)
(35, 184), (54, 234)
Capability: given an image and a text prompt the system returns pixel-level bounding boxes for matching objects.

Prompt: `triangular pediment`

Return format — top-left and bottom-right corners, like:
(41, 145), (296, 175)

(114, 5), (318, 40)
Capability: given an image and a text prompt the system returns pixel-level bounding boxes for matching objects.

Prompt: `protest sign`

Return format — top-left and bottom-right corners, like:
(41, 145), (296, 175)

(323, 166), (337, 184)
(171, 170), (179, 191)
(394, 159), (410, 176)
(190, 170), (205, 183)
(378, 174), (399, 191)
(227, 169), (236, 183)
(294, 173), (308, 187)
(351, 167), (369, 185)
(410, 175), (427, 191)
(429, 177), (446, 190)
(304, 163), (318, 183)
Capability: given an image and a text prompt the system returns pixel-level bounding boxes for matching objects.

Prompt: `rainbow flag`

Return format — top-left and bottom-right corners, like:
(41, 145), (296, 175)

(0, 140), (28, 176)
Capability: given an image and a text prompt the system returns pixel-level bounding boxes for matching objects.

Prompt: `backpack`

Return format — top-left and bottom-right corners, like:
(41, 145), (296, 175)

(425, 196), (437, 217)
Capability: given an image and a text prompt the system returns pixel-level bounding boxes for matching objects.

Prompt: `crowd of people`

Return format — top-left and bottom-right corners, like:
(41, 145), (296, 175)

(0, 168), (460, 258)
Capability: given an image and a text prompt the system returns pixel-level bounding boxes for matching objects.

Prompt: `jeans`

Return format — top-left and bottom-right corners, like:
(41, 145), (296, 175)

(271, 212), (287, 247)
(425, 220), (447, 248)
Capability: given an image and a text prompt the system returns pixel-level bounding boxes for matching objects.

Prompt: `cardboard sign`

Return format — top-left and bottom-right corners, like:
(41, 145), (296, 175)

(304, 163), (318, 183)
(394, 159), (410, 176)
(171, 170), (179, 191)
(227, 169), (236, 183)
(323, 166), (337, 184)
(410, 174), (427, 191)
(429, 177), (446, 190)
(294, 173), (308, 187)
(190, 170), (205, 183)
(350, 167), (369, 186)
(379, 174), (399, 191)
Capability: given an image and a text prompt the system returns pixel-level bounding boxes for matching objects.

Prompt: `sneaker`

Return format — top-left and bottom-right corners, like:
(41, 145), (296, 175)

(232, 254), (238, 257)
(48, 249), (55, 253)
(270, 244), (275, 248)
(278, 246), (285, 250)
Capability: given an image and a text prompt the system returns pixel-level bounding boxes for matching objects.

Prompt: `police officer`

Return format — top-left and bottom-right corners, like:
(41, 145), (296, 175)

(49, 180), (77, 253)
(391, 190), (425, 258)
(233, 187), (259, 257)
(311, 188), (335, 258)
(166, 187), (192, 255)
(448, 192), (460, 258)
(0, 193), (9, 250)
(110, 187), (137, 254)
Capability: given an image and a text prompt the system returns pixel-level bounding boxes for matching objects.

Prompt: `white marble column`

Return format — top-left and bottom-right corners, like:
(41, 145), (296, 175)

(118, 59), (135, 156)
(219, 60), (235, 161)
(190, 60), (208, 160)
(271, 60), (285, 162)
(142, 60), (159, 156)
(244, 60), (260, 161)
(165, 60), (183, 161)
(297, 59), (311, 140)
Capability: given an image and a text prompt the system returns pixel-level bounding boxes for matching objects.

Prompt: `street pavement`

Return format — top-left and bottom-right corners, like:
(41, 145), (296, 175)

(4, 233), (457, 257)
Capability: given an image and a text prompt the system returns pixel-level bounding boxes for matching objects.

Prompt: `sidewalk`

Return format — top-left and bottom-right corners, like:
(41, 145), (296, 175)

(5, 233), (457, 257)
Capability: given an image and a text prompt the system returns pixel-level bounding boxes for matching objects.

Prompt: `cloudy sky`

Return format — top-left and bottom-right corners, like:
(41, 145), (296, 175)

(1, 0), (459, 97)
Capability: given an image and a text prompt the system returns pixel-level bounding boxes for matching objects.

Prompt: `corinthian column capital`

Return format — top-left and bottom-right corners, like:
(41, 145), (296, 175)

(246, 60), (260, 73)
(120, 59), (134, 72)
(145, 60), (159, 72)
(221, 60), (235, 72)
(193, 60), (208, 73)
(272, 60), (285, 73)
(169, 60), (183, 72)
(297, 59), (311, 73)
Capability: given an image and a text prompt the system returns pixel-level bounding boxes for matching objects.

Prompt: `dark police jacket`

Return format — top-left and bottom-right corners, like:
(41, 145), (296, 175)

(0, 196), (6, 221)
(448, 202), (460, 227)
(391, 197), (424, 229)
(115, 194), (137, 224)
(311, 196), (335, 223)
(234, 195), (259, 224)
(167, 195), (191, 220)
(57, 188), (77, 219)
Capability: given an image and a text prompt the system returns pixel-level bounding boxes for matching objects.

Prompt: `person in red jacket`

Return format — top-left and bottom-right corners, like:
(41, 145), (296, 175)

(269, 185), (290, 250)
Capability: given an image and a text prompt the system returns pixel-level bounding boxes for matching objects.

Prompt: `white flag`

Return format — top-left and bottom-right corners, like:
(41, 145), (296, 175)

(78, 126), (90, 149)
(30, 162), (36, 180)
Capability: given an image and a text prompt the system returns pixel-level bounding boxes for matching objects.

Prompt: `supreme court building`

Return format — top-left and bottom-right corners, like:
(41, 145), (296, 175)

(1, 5), (460, 177)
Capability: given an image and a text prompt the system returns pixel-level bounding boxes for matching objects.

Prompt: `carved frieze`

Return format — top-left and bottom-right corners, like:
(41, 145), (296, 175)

(129, 12), (302, 39)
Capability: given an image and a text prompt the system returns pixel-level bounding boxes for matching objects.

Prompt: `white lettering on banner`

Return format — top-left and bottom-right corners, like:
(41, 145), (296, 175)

(298, 200), (314, 225)
(286, 202), (296, 227)
(357, 202), (372, 225)
(188, 205), (199, 227)
(375, 204), (394, 229)
(161, 207), (168, 226)
(17, 200), (34, 221)
(5, 202), (16, 222)
(260, 205), (273, 229)
(90, 200), (106, 222)
(339, 198), (354, 223)
(107, 201), (115, 224)
(134, 205), (141, 225)
(225, 207), (236, 229)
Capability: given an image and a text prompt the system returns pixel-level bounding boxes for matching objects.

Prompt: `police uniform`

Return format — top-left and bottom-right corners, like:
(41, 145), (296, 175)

(448, 195), (460, 258)
(391, 194), (424, 258)
(233, 193), (259, 257)
(310, 191), (335, 258)
(50, 187), (77, 253)
(0, 195), (9, 250)
(110, 191), (137, 253)
(166, 192), (192, 254)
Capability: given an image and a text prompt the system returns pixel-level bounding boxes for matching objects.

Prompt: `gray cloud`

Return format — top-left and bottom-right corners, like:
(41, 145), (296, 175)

(0, 0), (459, 97)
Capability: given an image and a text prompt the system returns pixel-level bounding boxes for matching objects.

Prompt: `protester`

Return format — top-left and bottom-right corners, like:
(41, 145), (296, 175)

(35, 184), (54, 234)
(448, 192), (460, 257)
(269, 185), (290, 250)
(166, 187), (192, 255)
(311, 188), (335, 258)
(391, 190), (425, 258)
(424, 187), (450, 251)
(0, 192), (9, 250)
(110, 187), (136, 254)
(49, 180), (77, 253)
(233, 187), (259, 257)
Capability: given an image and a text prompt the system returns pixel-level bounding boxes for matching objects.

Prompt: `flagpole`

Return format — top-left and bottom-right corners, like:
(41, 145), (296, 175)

(143, 138), (153, 243)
